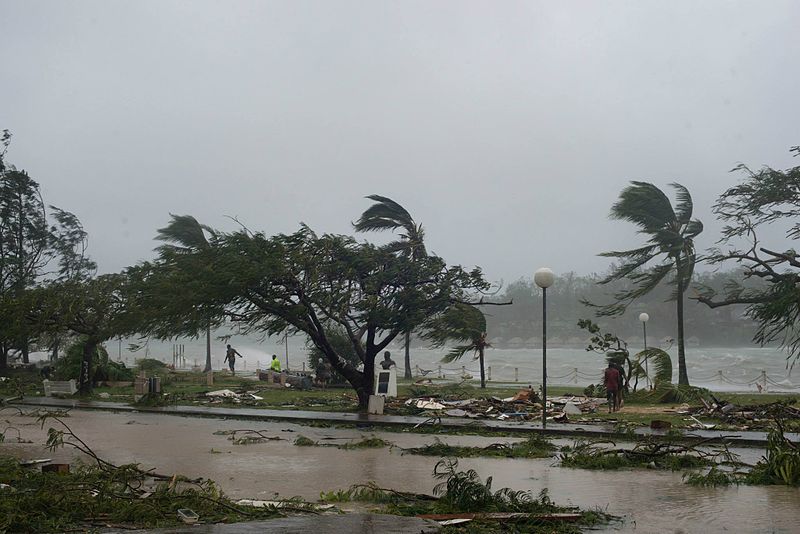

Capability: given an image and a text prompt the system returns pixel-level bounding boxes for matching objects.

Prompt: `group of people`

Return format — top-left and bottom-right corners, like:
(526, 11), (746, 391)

(223, 345), (281, 376)
(603, 360), (627, 412)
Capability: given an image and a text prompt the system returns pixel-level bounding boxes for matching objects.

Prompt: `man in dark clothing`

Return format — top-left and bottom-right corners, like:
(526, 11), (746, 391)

(603, 362), (621, 413)
(609, 361), (627, 410)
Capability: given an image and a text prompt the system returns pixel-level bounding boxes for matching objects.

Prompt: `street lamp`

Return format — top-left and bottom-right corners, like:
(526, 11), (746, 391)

(534, 267), (555, 429)
(639, 312), (649, 389)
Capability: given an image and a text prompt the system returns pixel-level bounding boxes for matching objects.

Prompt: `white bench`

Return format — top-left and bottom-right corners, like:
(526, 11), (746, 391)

(43, 379), (78, 396)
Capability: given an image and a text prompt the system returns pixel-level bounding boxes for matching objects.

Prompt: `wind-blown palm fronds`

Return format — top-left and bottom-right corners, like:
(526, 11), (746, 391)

(155, 214), (215, 371)
(354, 195), (427, 378)
(588, 182), (702, 385)
(423, 303), (490, 387)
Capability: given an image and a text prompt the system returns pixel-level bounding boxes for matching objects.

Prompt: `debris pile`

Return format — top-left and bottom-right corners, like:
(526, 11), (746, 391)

(685, 398), (800, 430)
(397, 391), (599, 422)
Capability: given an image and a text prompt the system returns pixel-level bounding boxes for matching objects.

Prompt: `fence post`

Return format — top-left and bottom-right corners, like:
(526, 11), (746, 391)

(462, 365), (466, 378)
(514, 367), (519, 382)
(488, 366), (492, 381)
(438, 365), (442, 379)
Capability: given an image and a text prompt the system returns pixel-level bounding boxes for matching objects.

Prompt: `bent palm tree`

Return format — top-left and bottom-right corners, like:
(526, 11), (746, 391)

(354, 195), (426, 379)
(424, 303), (490, 388)
(591, 182), (702, 386)
(155, 214), (216, 372)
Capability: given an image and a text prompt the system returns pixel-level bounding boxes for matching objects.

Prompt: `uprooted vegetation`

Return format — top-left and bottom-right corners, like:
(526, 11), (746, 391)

(559, 435), (734, 472)
(401, 435), (556, 459)
(686, 422), (800, 487)
(0, 414), (297, 532)
(320, 458), (613, 533)
(293, 435), (393, 450)
(559, 419), (800, 488)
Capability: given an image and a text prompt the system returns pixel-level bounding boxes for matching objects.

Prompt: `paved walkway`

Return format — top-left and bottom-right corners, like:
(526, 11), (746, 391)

(11, 396), (796, 446)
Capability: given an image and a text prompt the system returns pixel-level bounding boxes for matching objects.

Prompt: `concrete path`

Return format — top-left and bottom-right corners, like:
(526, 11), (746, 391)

(11, 396), (796, 446)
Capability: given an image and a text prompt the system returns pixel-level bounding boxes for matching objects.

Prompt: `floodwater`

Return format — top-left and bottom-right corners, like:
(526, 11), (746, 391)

(2, 410), (799, 533)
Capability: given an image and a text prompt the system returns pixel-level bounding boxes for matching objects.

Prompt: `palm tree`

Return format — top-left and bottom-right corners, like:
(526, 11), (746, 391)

(423, 303), (490, 387)
(594, 182), (702, 386)
(354, 195), (426, 379)
(155, 214), (216, 372)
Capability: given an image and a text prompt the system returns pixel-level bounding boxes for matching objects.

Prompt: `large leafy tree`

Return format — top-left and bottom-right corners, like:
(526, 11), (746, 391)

(132, 225), (489, 407)
(354, 195), (427, 379)
(27, 274), (131, 393)
(588, 182), (703, 385)
(0, 131), (91, 367)
(423, 303), (491, 388)
(155, 214), (216, 372)
(697, 146), (800, 366)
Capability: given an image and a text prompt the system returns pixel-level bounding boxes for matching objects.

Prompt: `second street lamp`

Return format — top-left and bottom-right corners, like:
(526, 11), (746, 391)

(534, 267), (555, 429)
(639, 312), (650, 389)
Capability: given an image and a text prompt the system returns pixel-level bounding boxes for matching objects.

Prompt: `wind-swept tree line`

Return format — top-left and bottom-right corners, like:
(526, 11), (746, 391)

(2, 128), (799, 401)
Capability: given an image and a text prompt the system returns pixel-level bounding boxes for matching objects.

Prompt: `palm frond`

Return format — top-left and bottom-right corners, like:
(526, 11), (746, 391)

(635, 348), (672, 385)
(610, 181), (676, 233)
(353, 195), (415, 233)
(155, 214), (212, 252)
(670, 183), (694, 223)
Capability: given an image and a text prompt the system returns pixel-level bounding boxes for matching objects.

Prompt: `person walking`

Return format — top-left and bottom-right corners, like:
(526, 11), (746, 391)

(224, 344), (242, 375)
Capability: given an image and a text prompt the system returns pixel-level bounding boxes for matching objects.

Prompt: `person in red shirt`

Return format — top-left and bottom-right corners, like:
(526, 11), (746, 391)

(603, 362), (621, 413)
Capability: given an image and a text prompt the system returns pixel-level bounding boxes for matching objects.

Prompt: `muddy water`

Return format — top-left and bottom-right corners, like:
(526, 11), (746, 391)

(3, 410), (798, 533)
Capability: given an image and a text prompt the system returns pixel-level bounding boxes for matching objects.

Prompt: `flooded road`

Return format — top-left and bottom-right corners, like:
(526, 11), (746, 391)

(2, 409), (798, 533)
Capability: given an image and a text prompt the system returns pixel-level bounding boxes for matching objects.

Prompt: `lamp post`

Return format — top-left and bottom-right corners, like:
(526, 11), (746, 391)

(639, 312), (649, 389)
(534, 268), (555, 429)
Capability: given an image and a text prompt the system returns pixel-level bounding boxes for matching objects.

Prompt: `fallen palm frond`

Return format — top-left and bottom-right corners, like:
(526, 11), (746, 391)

(402, 435), (556, 459)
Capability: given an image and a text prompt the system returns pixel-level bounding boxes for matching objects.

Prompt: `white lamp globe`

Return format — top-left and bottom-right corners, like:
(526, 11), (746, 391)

(534, 268), (555, 289)
(639, 312), (650, 323)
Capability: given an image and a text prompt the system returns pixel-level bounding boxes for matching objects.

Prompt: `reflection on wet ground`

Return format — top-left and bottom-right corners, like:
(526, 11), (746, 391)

(3, 410), (798, 533)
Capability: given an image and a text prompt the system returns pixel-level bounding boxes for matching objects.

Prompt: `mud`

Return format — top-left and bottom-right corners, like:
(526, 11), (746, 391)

(2, 409), (798, 533)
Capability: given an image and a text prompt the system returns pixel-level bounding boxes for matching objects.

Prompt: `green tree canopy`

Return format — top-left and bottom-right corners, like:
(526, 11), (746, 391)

(132, 224), (489, 407)
(698, 146), (800, 366)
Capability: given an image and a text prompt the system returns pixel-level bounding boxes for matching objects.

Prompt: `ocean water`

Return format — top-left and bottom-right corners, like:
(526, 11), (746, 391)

(83, 333), (800, 393)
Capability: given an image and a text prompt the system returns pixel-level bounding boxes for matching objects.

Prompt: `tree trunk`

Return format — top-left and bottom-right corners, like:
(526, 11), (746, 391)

(21, 339), (29, 364)
(403, 332), (412, 379)
(676, 257), (689, 386)
(203, 322), (212, 372)
(478, 346), (486, 388)
(79, 338), (98, 394)
(0, 344), (7, 370)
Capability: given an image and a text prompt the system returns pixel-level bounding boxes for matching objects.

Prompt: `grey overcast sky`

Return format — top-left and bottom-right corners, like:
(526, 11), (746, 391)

(1, 1), (798, 284)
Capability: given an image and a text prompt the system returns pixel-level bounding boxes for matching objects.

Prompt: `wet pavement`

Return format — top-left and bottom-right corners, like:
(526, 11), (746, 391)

(12, 396), (798, 446)
(119, 514), (439, 533)
(3, 409), (799, 533)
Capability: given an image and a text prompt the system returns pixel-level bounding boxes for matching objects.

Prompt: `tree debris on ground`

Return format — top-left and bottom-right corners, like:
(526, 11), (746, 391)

(401, 435), (556, 459)
(319, 458), (614, 533)
(393, 391), (599, 422)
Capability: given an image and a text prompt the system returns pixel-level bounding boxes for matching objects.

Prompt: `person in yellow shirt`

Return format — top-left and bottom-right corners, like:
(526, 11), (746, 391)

(270, 354), (282, 372)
